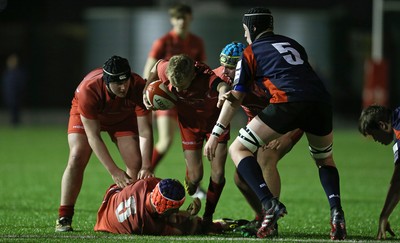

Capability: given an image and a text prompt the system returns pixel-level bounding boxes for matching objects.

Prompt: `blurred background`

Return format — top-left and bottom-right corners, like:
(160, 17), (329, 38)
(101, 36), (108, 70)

(0, 0), (399, 126)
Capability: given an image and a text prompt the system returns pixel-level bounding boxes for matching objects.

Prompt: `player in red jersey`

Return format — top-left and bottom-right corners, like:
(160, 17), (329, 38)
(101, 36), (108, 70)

(143, 4), (207, 192)
(143, 54), (231, 233)
(94, 177), (203, 235)
(204, 8), (346, 240)
(55, 56), (154, 232)
(212, 42), (303, 236)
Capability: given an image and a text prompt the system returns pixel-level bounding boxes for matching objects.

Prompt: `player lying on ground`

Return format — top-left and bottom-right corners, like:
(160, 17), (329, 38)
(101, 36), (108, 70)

(94, 177), (237, 235)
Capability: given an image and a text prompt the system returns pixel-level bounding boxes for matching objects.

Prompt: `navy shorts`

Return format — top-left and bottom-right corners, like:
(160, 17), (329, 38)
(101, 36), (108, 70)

(257, 102), (332, 136)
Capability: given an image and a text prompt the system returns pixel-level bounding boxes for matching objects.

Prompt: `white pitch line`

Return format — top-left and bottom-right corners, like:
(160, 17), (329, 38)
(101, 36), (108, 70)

(0, 235), (388, 243)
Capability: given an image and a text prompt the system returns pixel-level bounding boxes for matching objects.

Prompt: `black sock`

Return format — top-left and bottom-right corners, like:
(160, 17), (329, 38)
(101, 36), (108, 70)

(237, 156), (273, 206)
(319, 165), (341, 210)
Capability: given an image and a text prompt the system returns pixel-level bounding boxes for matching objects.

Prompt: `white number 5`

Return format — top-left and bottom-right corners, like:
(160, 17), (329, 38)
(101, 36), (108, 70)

(272, 42), (304, 65)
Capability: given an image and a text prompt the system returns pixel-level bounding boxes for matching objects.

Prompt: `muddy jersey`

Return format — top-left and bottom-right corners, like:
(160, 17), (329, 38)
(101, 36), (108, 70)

(70, 68), (150, 127)
(233, 32), (331, 104)
(94, 177), (179, 235)
(148, 31), (206, 62)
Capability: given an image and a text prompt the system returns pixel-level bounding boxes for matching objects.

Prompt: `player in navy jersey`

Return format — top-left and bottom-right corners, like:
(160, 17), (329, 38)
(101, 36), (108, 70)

(204, 7), (346, 240)
(212, 42), (303, 236)
(359, 105), (400, 240)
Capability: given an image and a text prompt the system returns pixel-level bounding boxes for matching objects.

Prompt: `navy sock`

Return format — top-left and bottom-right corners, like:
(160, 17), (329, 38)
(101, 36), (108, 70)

(237, 156), (273, 206)
(319, 165), (341, 210)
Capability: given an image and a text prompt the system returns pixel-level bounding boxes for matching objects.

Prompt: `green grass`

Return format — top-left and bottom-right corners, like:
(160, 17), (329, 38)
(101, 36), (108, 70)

(0, 124), (399, 242)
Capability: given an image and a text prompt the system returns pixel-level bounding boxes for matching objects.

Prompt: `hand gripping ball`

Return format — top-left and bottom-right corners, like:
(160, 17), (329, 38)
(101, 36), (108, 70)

(146, 80), (177, 110)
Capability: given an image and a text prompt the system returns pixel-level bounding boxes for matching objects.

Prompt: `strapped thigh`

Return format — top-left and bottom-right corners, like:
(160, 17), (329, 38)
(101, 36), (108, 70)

(238, 126), (265, 153)
(309, 143), (333, 160)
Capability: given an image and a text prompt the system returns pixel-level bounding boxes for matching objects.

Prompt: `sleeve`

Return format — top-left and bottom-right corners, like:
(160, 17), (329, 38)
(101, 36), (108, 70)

(233, 47), (254, 93)
(157, 60), (169, 81)
(148, 37), (166, 60)
(76, 84), (100, 119)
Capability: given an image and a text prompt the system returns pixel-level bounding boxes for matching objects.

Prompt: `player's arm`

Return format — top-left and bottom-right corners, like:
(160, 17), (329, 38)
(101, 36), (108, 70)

(203, 90), (245, 161)
(136, 113), (154, 179)
(215, 80), (231, 108)
(80, 115), (132, 188)
(377, 163), (400, 239)
(143, 60), (163, 110)
(143, 57), (158, 80)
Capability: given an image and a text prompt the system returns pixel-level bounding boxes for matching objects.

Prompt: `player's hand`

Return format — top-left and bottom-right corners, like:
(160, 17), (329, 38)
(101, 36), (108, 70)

(204, 136), (219, 161)
(265, 138), (281, 150)
(142, 92), (154, 110)
(217, 90), (231, 108)
(187, 197), (201, 215)
(111, 168), (133, 188)
(377, 218), (395, 239)
(137, 168), (154, 179)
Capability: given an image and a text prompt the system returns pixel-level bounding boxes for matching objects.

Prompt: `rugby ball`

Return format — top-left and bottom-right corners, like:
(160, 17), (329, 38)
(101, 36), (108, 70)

(145, 80), (177, 110)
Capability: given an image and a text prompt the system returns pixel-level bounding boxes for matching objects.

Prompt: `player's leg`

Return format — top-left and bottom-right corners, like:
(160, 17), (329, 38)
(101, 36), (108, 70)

(260, 129), (304, 197)
(307, 131), (346, 240)
(115, 135), (141, 179)
(230, 117), (287, 238)
(151, 112), (177, 171)
(304, 102), (346, 240)
(202, 142), (227, 233)
(183, 149), (204, 196)
(233, 129), (303, 236)
(57, 133), (92, 232)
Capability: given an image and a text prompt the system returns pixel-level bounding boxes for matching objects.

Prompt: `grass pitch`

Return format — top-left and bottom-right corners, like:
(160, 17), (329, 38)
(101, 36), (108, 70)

(0, 122), (399, 242)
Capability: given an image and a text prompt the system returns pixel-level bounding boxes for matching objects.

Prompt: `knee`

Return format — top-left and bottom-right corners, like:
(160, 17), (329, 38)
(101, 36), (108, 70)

(315, 156), (336, 168)
(67, 154), (89, 170)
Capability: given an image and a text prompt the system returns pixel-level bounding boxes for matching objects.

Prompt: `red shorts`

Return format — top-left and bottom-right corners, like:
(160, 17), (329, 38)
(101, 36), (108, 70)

(68, 114), (138, 141)
(178, 123), (230, 150)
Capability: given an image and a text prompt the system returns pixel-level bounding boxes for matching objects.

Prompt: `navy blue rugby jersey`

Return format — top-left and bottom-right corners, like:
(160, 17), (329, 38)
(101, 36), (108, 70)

(233, 32), (331, 104)
(391, 107), (400, 164)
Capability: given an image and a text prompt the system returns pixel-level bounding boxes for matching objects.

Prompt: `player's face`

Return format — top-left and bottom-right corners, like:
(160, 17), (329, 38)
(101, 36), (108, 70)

(170, 73), (194, 92)
(368, 128), (393, 145)
(221, 64), (236, 82)
(171, 14), (192, 36)
(108, 79), (130, 98)
(243, 24), (252, 45)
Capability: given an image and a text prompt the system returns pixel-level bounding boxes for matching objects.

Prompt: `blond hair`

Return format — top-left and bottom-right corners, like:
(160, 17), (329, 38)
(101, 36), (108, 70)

(166, 54), (195, 86)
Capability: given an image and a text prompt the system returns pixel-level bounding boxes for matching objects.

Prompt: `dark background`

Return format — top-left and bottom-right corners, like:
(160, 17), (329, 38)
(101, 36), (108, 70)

(0, 0), (398, 121)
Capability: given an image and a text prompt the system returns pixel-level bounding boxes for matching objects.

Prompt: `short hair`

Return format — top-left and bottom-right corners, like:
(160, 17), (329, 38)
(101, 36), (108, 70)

(151, 179), (186, 214)
(358, 105), (392, 136)
(102, 55), (131, 84)
(166, 54), (195, 86)
(169, 3), (192, 18)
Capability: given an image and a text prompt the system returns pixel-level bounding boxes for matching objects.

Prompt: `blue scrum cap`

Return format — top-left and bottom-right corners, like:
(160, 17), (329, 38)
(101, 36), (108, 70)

(219, 42), (246, 68)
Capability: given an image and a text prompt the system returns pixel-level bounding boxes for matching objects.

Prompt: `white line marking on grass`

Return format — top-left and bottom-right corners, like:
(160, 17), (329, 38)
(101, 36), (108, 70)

(0, 235), (386, 243)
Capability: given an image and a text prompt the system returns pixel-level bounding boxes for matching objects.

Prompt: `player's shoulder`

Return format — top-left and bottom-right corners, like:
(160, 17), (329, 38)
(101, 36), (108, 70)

(83, 68), (103, 81)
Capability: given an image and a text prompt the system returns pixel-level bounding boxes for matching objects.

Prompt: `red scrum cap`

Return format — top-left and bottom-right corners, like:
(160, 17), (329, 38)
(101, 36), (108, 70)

(151, 179), (186, 214)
